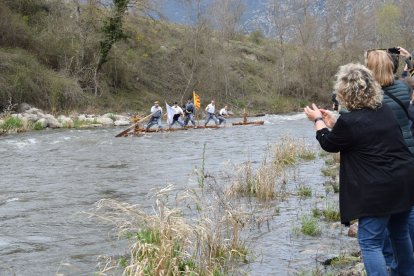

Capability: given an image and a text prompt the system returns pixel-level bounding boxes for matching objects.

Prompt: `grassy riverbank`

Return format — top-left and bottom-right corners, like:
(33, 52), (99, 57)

(92, 137), (362, 275)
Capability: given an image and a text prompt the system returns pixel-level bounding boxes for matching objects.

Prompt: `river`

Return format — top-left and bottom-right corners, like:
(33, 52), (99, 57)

(0, 114), (358, 275)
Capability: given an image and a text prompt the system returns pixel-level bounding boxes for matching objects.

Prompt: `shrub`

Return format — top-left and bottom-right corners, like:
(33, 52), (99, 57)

(93, 183), (251, 275)
(0, 116), (23, 131)
(32, 121), (44, 130)
(298, 185), (312, 198)
(301, 215), (321, 236)
(0, 48), (85, 111)
(250, 30), (264, 44)
(322, 204), (341, 222)
(0, 2), (34, 50)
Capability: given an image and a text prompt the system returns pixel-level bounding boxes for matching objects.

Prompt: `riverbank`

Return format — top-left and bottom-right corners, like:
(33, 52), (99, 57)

(0, 102), (143, 135)
(0, 103), (271, 136)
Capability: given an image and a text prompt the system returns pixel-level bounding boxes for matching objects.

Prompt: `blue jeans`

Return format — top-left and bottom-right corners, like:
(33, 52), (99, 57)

(170, 118), (184, 127)
(358, 211), (414, 276)
(217, 115), (226, 125)
(184, 113), (195, 126)
(383, 207), (414, 274)
(205, 112), (218, 126)
(146, 117), (162, 130)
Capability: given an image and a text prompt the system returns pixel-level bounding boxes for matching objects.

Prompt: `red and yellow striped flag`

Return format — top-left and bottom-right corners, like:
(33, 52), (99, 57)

(193, 91), (201, 109)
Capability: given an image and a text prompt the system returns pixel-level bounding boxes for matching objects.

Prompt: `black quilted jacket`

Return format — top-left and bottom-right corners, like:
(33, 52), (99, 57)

(382, 80), (414, 153)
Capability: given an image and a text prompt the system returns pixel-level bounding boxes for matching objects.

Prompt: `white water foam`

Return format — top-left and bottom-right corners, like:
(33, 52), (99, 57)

(263, 113), (306, 124)
(6, 198), (19, 203)
(7, 138), (38, 149)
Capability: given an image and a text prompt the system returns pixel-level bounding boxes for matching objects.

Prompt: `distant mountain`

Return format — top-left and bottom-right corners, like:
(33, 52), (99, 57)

(157, 0), (326, 36)
(157, 0), (269, 30)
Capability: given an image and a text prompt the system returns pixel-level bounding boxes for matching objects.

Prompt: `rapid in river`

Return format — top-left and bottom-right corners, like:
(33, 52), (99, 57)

(0, 114), (358, 275)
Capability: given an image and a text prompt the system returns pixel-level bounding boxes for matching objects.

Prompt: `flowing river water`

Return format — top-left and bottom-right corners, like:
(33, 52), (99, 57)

(0, 114), (358, 275)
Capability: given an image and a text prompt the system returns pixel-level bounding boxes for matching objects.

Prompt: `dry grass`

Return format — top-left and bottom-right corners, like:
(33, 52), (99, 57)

(273, 136), (315, 167)
(321, 152), (340, 194)
(227, 136), (315, 201)
(92, 182), (254, 276)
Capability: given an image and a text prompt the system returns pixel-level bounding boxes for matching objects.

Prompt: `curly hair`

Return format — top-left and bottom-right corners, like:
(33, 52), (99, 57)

(334, 63), (383, 111)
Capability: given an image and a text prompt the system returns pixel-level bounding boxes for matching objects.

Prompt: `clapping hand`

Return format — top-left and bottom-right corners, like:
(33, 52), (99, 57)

(304, 103), (323, 121)
(320, 109), (337, 128)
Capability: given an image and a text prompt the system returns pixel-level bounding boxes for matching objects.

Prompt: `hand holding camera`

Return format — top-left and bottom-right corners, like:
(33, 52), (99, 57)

(395, 47), (411, 58)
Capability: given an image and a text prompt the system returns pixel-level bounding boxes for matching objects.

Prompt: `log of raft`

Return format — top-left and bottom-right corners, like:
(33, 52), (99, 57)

(232, 109), (264, 126)
(125, 125), (220, 136)
(232, 121), (264, 126)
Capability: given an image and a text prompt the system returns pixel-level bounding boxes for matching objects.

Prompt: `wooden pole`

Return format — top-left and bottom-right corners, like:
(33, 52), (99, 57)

(115, 112), (156, 137)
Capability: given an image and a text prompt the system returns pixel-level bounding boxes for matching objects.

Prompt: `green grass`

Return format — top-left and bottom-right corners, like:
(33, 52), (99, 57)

(324, 253), (361, 267)
(0, 116), (23, 131)
(331, 181), (340, 193)
(321, 166), (338, 177)
(299, 151), (316, 161)
(301, 215), (321, 237)
(136, 228), (161, 244)
(32, 121), (44, 130)
(298, 185), (312, 198)
(322, 204), (341, 222)
(312, 208), (321, 218)
(108, 113), (116, 121)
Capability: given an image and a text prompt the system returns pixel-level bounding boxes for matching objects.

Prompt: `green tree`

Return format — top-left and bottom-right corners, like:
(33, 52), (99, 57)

(94, 0), (130, 96)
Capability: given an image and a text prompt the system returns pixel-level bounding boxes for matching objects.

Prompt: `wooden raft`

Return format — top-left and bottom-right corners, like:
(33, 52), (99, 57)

(232, 110), (264, 126)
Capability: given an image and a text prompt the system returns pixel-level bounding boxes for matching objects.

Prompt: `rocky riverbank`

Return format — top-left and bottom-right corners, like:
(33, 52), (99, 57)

(0, 103), (132, 135)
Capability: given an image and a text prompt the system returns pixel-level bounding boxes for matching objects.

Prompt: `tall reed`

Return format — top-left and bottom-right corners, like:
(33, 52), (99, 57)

(93, 181), (253, 275)
(227, 136), (315, 201)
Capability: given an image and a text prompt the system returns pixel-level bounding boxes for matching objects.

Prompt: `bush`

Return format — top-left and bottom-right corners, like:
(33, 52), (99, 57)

(0, 48), (85, 111)
(0, 2), (34, 50)
(249, 30), (264, 44)
(0, 116), (23, 131)
(322, 204), (341, 222)
(301, 215), (321, 236)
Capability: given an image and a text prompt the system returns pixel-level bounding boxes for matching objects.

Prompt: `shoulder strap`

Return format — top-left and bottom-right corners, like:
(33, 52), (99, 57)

(383, 90), (414, 121)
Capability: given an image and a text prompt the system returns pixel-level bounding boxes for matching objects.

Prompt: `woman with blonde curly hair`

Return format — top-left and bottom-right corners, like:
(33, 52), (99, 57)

(304, 63), (414, 275)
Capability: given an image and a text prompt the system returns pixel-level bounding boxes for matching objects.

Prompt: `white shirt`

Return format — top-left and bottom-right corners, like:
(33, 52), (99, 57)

(172, 105), (184, 115)
(205, 103), (215, 113)
(151, 105), (162, 113)
(219, 108), (228, 116)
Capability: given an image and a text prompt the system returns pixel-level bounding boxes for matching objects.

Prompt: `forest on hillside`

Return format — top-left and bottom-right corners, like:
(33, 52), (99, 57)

(1, 0), (414, 113)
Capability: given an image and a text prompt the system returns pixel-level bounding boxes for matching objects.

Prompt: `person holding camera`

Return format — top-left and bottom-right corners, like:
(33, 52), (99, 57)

(365, 49), (414, 152)
(304, 63), (414, 275)
(366, 48), (414, 273)
(397, 47), (414, 79)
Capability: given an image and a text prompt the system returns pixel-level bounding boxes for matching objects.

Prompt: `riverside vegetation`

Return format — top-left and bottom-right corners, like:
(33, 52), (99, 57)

(92, 137), (362, 275)
(2, 0), (413, 116)
(0, 102), (131, 135)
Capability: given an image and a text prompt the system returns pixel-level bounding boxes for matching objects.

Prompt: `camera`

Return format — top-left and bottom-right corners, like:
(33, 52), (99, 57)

(388, 47), (400, 55)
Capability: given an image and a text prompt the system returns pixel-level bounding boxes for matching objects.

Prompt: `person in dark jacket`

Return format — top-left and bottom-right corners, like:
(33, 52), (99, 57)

(366, 49), (414, 271)
(404, 77), (414, 138)
(366, 49), (414, 152)
(184, 99), (196, 128)
(304, 63), (414, 275)
(410, 92), (414, 138)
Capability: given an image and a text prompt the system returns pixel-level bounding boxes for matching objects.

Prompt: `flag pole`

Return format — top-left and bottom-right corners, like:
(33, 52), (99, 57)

(193, 91), (201, 128)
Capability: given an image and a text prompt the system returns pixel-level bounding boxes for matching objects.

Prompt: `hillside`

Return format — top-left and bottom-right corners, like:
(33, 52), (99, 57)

(1, 0), (413, 115)
(0, 0), (323, 115)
